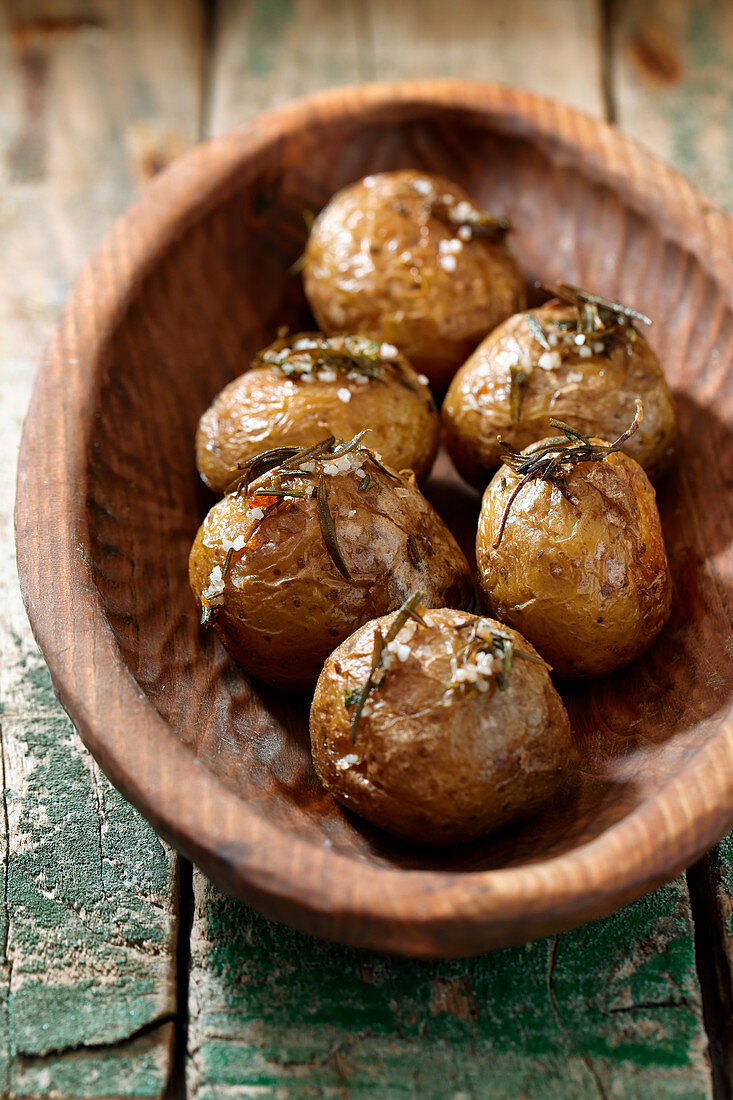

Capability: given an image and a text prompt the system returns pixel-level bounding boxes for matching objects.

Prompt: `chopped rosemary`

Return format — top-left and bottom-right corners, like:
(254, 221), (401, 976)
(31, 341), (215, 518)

(406, 534), (422, 567)
(317, 474), (352, 580)
(511, 282), (655, 373)
(252, 332), (419, 393)
(546, 282), (652, 327)
(509, 364), (530, 424)
(345, 591), (428, 742)
(225, 432), (402, 584)
(492, 399), (643, 548)
(431, 197), (511, 242)
(524, 312), (550, 350)
(451, 618), (546, 693)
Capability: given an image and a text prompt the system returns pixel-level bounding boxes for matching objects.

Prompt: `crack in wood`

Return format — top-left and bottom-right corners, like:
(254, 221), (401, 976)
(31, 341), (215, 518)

(546, 935), (610, 1100)
(15, 1015), (176, 1063)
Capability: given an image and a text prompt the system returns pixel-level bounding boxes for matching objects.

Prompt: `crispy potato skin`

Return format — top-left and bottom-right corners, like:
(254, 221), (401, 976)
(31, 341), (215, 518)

(443, 305), (677, 489)
(310, 608), (572, 844)
(303, 171), (525, 389)
(476, 448), (672, 678)
(189, 466), (472, 689)
(196, 338), (439, 493)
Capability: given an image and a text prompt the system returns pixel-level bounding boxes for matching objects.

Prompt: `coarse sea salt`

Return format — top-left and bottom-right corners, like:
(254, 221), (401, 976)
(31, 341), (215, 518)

(412, 178), (433, 195)
(380, 342), (398, 359)
(439, 253), (457, 273)
(337, 387), (351, 403)
(223, 534), (246, 552)
(538, 350), (562, 370)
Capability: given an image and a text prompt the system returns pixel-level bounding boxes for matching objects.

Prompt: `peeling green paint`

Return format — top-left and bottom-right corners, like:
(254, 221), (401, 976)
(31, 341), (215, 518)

(188, 875), (710, 1099)
(1, 641), (176, 1095)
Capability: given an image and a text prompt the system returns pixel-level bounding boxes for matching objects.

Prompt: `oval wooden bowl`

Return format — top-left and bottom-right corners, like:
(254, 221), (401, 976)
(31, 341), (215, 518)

(15, 81), (733, 958)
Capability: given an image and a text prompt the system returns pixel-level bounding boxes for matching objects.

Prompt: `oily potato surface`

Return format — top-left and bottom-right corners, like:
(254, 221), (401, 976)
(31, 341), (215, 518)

(311, 608), (572, 845)
(303, 170), (525, 389)
(476, 446), (672, 678)
(443, 304), (677, 488)
(196, 333), (439, 493)
(189, 450), (472, 689)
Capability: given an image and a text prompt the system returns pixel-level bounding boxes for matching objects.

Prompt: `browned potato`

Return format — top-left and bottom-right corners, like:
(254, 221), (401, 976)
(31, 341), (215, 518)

(196, 332), (440, 494)
(310, 602), (572, 845)
(475, 411), (672, 678)
(443, 286), (677, 489)
(189, 435), (473, 689)
(303, 170), (525, 390)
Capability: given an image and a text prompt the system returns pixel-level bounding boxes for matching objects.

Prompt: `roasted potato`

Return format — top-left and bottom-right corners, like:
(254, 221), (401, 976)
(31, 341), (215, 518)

(189, 435), (473, 689)
(475, 410), (672, 678)
(196, 332), (440, 494)
(303, 170), (525, 390)
(443, 286), (677, 489)
(310, 602), (573, 845)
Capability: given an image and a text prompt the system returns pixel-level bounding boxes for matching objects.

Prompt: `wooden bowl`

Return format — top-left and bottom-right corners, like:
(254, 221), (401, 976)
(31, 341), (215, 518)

(15, 81), (733, 957)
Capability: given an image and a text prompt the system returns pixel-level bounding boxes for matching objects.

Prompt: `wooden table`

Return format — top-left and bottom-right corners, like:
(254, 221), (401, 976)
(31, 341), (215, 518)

(1, 1), (732, 1096)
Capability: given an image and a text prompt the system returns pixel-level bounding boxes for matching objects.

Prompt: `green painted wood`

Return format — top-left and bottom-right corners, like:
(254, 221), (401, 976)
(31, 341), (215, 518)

(187, 871), (710, 1099)
(183, 3), (719, 1097)
(613, 2), (733, 1087)
(0, 1), (206, 1094)
(612, 0), (733, 212)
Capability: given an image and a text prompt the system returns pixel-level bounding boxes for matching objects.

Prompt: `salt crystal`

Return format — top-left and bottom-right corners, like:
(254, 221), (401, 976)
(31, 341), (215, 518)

(439, 254), (457, 273)
(337, 387), (352, 403)
(538, 350), (562, 370)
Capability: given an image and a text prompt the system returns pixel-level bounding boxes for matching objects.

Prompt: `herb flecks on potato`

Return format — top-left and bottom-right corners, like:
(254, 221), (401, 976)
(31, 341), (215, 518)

(196, 331), (439, 493)
(476, 406), (672, 679)
(303, 170), (525, 389)
(189, 434), (473, 689)
(443, 284), (677, 488)
(310, 605), (572, 845)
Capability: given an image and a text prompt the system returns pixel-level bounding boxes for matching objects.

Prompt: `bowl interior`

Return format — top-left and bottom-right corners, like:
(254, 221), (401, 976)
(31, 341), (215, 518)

(87, 102), (733, 874)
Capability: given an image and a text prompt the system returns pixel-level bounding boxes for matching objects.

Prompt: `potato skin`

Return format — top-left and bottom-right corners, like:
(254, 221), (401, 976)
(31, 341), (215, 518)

(189, 463), (473, 689)
(303, 170), (525, 390)
(476, 447), (672, 678)
(196, 334), (440, 493)
(310, 608), (572, 845)
(443, 304), (677, 489)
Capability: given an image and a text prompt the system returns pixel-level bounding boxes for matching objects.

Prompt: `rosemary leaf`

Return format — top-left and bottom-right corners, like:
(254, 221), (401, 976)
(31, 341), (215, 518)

(316, 474), (352, 580)
(524, 313), (550, 350)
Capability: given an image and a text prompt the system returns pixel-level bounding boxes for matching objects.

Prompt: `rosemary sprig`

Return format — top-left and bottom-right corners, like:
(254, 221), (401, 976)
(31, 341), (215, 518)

(316, 474), (352, 580)
(545, 282), (652, 327)
(345, 591), (428, 742)
(492, 399), (644, 549)
(225, 432), (400, 582)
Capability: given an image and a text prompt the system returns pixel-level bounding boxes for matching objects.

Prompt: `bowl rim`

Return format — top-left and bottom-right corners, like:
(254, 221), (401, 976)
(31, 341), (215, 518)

(14, 78), (733, 957)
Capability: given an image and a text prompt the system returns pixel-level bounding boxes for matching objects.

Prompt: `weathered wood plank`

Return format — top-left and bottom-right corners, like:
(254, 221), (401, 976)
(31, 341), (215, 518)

(0, 1), (204, 1094)
(611, 0), (733, 211)
(189, 5), (714, 1097)
(206, 0), (605, 136)
(611, 3), (733, 1090)
(188, 870), (710, 1099)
